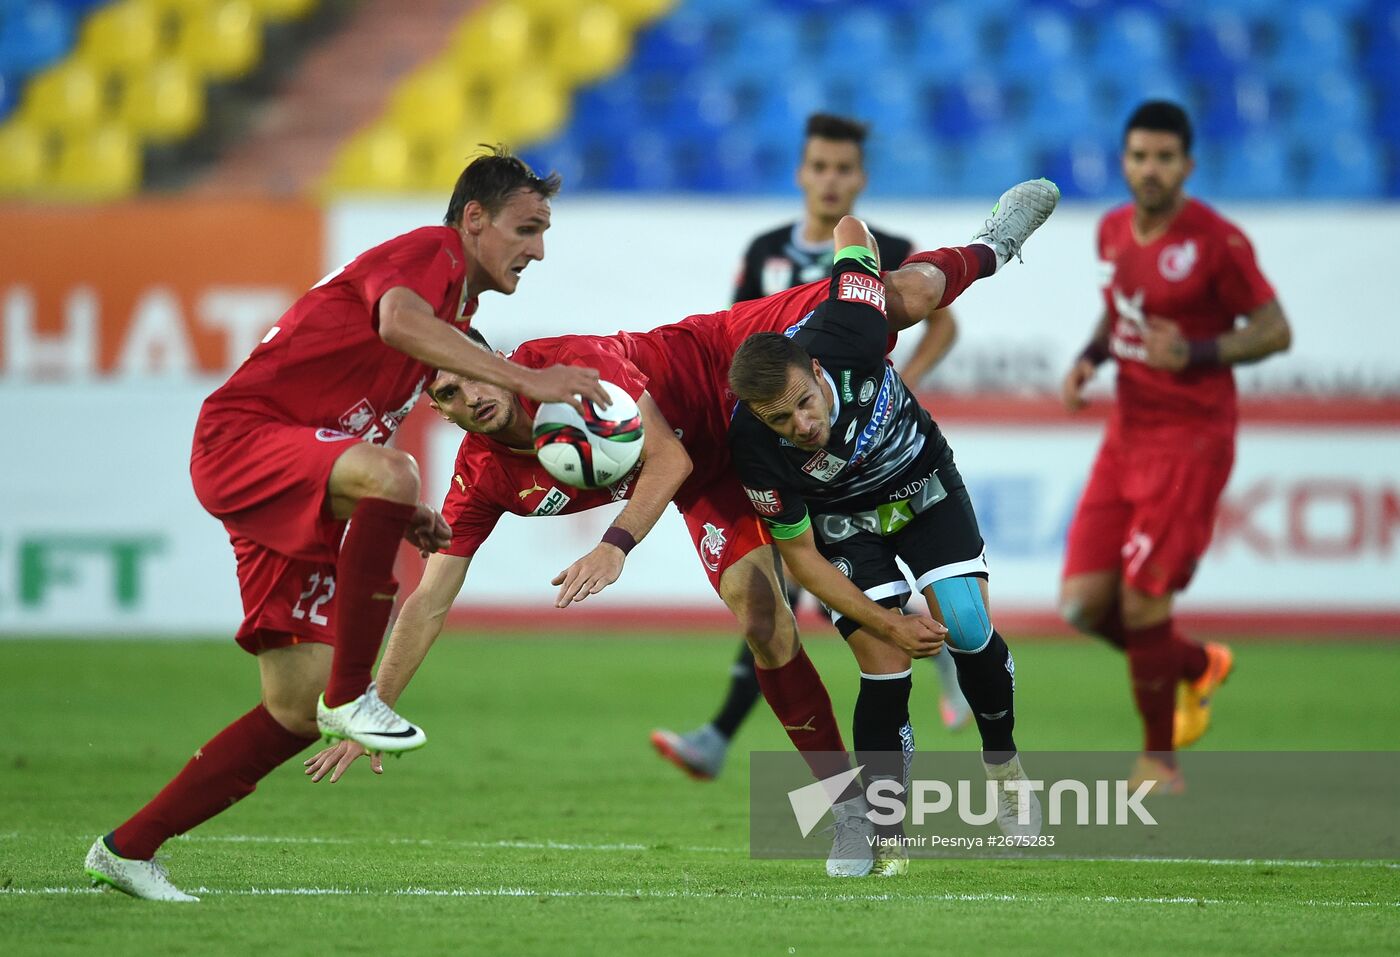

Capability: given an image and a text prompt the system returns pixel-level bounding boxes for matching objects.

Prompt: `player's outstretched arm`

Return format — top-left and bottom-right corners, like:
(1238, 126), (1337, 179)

(552, 393), (692, 607)
(1064, 310), (1114, 412)
(377, 286), (609, 410)
(304, 552), (470, 783)
(774, 527), (946, 658)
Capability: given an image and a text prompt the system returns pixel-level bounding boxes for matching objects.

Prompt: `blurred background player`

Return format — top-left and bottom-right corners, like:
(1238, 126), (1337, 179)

(83, 151), (606, 902)
(1059, 102), (1292, 791)
(653, 113), (970, 782)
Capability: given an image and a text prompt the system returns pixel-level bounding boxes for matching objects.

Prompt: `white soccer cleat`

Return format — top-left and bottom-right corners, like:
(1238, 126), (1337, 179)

(84, 836), (199, 903)
(316, 682), (426, 753)
(649, 724), (727, 781)
(824, 795), (875, 878)
(971, 177), (1061, 268)
(984, 753), (1043, 839)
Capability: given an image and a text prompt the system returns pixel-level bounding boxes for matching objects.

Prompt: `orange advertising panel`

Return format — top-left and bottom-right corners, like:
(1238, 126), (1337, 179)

(0, 200), (322, 379)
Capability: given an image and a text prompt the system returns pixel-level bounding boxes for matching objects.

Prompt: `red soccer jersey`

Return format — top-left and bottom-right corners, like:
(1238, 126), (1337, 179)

(196, 225), (476, 449)
(1099, 198), (1276, 432)
(440, 299), (819, 559)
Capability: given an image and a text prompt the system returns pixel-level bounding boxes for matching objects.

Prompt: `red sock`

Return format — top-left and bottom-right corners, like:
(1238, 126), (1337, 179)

(1124, 620), (1177, 755)
(900, 245), (999, 308)
(754, 648), (852, 783)
(109, 704), (313, 860)
(324, 497), (416, 707)
(1174, 626), (1208, 682)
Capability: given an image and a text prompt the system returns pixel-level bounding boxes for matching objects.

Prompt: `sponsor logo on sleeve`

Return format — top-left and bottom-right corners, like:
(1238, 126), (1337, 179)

(532, 487), (572, 516)
(844, 419), (858, 444)
(745, 487), (784, 516)
(837, 272), (886, 314)
(801, 450), (848, 483)
(315, 428), (355, 442)
(840, 369), (854, 403)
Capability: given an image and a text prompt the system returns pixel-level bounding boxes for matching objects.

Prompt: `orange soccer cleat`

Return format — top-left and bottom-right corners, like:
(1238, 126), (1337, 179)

(1174, 642), (1234, 749)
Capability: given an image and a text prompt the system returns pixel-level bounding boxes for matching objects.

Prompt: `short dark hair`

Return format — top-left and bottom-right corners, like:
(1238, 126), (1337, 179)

(464, 326), (491, 351)
(444, 146), (562, 226)
(1123, 100), (1193, 155)
(729, 333), (814, 406)
(803, 112), (868, 159)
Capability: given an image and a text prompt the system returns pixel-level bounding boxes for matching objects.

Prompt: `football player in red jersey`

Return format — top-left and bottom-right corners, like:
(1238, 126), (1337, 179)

(304, 182), (1057, 877)
(83, 150), (609, 902)
(1059, 103), (1292, 790)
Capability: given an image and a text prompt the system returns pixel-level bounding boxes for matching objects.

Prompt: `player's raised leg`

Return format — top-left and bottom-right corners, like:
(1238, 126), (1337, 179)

(650, 641), (759, 780)
(317, 443), (428, 752)
(88, 642), (326, 901)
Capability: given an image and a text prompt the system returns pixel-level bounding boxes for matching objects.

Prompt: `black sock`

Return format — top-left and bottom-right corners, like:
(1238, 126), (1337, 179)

(710, 642), (761, 740)
(853, 671), (913, 836)
(951, 630), (1017, 761)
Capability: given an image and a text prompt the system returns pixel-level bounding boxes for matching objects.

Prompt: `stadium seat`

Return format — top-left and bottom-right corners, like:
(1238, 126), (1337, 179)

(814, 9), (896, 74)
(1301, 133), (1384, 199)
(247, 0), (318, 22)
(629, 11), (709, 75)
(19, 60), (104, 132)
(544, 3), (630, 85)
(0, 70), (17, 119)
(119, 59), (205, 142)
(1090, 8), (1169, 77)
(76, 0), (163, 74)
(907, 4), (981, 83)
(996, 8), (1078, 82)
(0, 1), (75, 78)
(1363, 5), (1400, 86)
(571, 75), (643, 142)
(486, 70), (568, 146)
(328, 123), (412, 190)
(1020, 72), (1106, 146)
(863, 132), (944, 198)
(390, 63), (468, 141)
(173, 0), (263, 81)
(1181, 12), (1255, 82)
(1102, 73), (1191, 124)
(1284, 72), (1371, 138)
(1263, 5), (1352, 79)
(928, 74), (1007, 141)
(954, 133), (1035, 197)
(1041, 139), (1118, 200)
(608, 0), (679, 28)
(1198, 74), (1275, 139)
(452, 2), (532, 75)
(0, 118), (45, 194)
(712, 11), (801, 85)
(51, 123), (141, 197)
(1213, 135), (1291, 199)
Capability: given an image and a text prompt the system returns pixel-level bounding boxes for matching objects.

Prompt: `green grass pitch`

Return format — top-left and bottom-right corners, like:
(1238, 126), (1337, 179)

(2, 633), (1397, 955)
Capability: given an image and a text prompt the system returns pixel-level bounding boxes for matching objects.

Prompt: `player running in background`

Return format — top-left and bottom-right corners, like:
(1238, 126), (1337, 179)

(727, 185), (1058, 875)
(654, 114), (969, 783)
(303, 189), (1043, 876)
(83, 150), (607, 902)
(1058, 102), (1291, 791)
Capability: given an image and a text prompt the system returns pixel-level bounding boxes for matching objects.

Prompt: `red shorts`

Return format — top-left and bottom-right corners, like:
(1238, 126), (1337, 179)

(1062, 425), (1235, 597)
(676, 472), (773, 595)
(191, 417), (360, 653)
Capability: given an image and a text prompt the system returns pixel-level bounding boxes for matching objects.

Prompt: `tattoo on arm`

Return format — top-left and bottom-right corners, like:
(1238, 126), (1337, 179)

(1218, 299), (1291, 365)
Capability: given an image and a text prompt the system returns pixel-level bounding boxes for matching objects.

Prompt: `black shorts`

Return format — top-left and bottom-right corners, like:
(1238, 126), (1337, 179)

(813, 450), (987, 639)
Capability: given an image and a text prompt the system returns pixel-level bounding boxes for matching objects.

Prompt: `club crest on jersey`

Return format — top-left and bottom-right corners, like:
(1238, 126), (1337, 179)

(829, 556), (853, 579)
(745, 487), (783, 516)
(858, 378), (876, 405)
(531, 487), (572, 517)
(837, 272), (886, 314)
(700, 523), (727, 572)
(762, 257), (794, 296)
(338, 399), (376, 436)
(801, 450), (848, 483)
(315, 428), (355, 443)
(1158, 240), (1198, 282)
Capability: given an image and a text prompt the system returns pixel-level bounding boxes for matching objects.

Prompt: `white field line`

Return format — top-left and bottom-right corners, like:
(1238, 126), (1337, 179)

(2, 885), (1397, 908)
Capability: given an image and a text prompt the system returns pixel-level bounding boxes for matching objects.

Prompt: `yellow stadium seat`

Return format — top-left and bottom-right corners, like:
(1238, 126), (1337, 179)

(608, 0), (679, 27)
(51, 125), (142, 199)
(21, 62), (107, 132)
(486, 71), (566, 146)
(327, 124), (413, 191)
(548, 4), (629, 84)
(0, 122), (48, 195)
(425, 130), (497, 191)
(173, 0), (262, 80)
(390, 63), (468, 141)
(120, 60), (205, 142)
(248, 0), (318, 22)
(78, 1), (163, 73)
(451, 3), (532, 76)
(514, 0), (576, 23)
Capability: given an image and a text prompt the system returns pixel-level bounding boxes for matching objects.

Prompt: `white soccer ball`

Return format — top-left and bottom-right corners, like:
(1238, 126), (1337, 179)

(532, 380), (645, 489)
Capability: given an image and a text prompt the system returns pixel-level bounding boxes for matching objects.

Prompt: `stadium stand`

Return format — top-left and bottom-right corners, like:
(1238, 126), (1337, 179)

(1, 0), (1398, 199)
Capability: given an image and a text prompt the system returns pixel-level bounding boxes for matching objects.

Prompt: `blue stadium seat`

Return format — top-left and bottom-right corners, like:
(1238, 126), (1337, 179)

(518, 139), (586, 192)
(657, 75), (738, 140)
(571, 77), (643, 143)
(1041, 139), (1119, 201)
(996, 8), (1079, 82)
(1181, 12), (1255, 83)
(1263, 5), (1352, 79)
(1198, 75), (1276, 139)
(629, 12), (710, 76)
(1364, 5), (1400, 85)
(1378, 86), (1400, 147)
(1301, 133), (1385, 199)
(908, 4), (982, 83)
(751, 75), (825, 141)
(864, 132), (946, 198)
(814, 9), (897, 74)
(1020, 72), (1107, 146)
(928, 74), (1007, 141)
(1102, 73), (1192, 126)
(954, 133), (1035, 197)
(1213, 136), (1292, 199)
(1284, 72), (1371, 138)
(0, 1), (74, 77)
(1090, 8), (1169, 78)
(711, 11), (802, 86)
